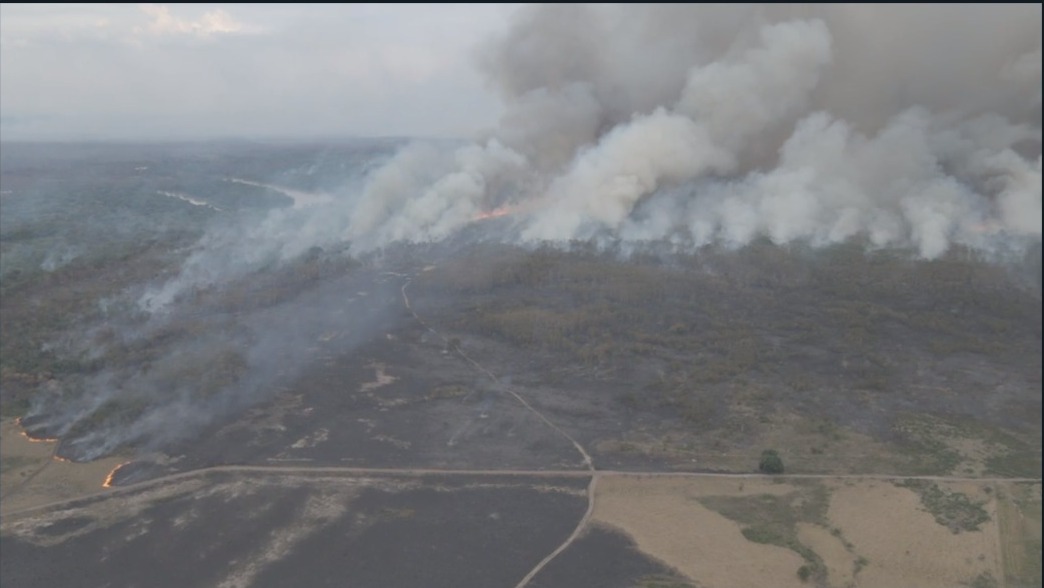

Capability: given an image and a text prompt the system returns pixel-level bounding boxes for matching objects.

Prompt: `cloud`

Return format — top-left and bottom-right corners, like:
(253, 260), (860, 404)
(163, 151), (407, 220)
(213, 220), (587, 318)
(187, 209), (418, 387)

(135, 4), (264, 38)
(0, 5), (510, 139)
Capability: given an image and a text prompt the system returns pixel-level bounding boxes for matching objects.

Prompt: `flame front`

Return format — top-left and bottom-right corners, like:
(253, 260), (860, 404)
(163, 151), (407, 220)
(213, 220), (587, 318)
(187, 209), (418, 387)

(15, 416), (58, 443)
(102, 461), (133, 488)
(472, 204), (517, 222)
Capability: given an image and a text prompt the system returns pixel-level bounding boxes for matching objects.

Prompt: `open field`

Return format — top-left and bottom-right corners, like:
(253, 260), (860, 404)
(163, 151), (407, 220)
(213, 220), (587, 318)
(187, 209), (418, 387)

(589, 475), (1040, 588)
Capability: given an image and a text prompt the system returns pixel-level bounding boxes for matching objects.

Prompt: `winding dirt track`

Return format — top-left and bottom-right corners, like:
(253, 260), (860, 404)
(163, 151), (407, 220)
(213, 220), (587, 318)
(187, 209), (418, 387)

(514, 474), (598, 588)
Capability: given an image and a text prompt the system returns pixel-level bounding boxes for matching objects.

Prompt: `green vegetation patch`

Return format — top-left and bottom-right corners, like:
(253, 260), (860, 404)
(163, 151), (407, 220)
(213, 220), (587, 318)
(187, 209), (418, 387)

(891, 415), (964, 475)
(759, 449), (785, 474)
(892, 413), (1042, 478)
(898, 480), (991, 533)
(699, 483), (830, 582)
(985, 450), (1043, 479)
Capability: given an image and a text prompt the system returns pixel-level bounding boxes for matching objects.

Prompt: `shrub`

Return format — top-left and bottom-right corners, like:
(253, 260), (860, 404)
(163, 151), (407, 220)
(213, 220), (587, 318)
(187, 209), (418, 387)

(759, 449), (785, 474)
(797, 565), (812, 582)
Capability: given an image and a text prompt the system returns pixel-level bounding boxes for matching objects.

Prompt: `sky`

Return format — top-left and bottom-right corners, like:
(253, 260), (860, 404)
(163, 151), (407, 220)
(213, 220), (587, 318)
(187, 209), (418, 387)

(0, 4), (516, 141)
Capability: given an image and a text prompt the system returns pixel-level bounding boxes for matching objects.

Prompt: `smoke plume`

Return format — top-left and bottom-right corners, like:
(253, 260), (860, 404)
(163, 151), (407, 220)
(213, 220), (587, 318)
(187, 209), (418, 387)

(142, 4), (1041, 308)
(353, 4), (1040, 256)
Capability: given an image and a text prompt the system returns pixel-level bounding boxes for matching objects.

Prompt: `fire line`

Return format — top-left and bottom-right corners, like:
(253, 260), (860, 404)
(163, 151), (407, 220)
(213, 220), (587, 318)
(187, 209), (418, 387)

(102, 462), (133, 488)
(15, 416), (58, 443)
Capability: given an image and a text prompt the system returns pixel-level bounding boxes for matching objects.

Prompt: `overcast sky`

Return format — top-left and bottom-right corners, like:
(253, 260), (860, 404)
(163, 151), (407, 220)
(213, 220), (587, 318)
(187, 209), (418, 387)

(0, 4), (517, 141)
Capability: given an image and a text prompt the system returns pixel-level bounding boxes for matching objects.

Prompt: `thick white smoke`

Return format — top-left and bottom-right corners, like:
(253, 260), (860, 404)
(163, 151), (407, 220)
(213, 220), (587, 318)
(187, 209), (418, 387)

(143, 4), (1041, 311)
(346, 5), (1040, 253)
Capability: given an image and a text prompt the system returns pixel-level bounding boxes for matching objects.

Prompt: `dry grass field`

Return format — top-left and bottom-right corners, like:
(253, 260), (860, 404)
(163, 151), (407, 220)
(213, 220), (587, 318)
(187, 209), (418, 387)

(591, 475), (1040, 588)
(1, 418), (128, 515)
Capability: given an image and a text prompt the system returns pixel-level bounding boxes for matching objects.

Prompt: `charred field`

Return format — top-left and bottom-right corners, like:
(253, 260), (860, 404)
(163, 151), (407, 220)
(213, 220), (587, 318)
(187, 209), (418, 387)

(1, 141), (1041, 587)
(1, 471), (596, 588)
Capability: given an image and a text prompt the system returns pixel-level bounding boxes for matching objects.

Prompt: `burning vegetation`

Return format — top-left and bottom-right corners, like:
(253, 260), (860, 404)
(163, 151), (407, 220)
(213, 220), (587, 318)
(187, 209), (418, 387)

(15, 417), (57, 443)
(102, 462), (133, 489)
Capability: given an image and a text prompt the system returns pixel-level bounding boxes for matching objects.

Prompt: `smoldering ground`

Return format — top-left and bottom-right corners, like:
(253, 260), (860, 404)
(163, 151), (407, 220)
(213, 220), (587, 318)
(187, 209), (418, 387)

(23, 259), (409, 461)
(12, 5), (1042, 461)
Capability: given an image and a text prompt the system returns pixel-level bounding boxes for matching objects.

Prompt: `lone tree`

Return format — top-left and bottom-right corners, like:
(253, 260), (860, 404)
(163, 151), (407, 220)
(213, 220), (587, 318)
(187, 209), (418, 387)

(759, 449), (784, 474)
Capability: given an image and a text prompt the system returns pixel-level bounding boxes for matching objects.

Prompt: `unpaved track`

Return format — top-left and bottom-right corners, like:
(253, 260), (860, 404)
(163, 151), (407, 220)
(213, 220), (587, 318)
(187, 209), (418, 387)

(514, 474), (599, 588)
(3, 463), (1039, 584)
(4, 465), (1037, 520)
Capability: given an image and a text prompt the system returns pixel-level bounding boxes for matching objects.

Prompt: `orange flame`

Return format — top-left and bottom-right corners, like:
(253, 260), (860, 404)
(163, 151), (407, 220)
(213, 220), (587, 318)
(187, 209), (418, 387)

(15, 417), (58, 443)
(102, 461), (133, 488)
(472, 204), (517, 222)
(19, 430), (58, 443)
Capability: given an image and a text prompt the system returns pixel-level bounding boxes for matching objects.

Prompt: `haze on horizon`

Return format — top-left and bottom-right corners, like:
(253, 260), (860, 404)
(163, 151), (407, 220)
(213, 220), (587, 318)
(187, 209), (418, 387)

(0, 3), (514, 141)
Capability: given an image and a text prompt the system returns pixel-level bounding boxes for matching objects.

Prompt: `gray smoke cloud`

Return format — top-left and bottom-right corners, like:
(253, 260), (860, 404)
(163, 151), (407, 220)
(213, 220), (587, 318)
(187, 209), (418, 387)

(142, 4), (1041, 309)
(350, 4), (1040, 254)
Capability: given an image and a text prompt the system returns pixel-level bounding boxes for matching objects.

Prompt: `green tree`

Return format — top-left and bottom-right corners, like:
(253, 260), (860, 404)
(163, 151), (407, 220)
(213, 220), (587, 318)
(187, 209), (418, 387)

(797, 565), (812, 582)
(759, 449), (784, 474)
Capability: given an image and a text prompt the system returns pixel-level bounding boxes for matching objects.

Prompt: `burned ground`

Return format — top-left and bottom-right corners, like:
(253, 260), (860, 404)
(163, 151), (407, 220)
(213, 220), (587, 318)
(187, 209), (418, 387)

(1, 472), (589, 588)
(526, 524), (692, 588)
(139, 240), (1041, 481)
(1, 142), (1040, 587)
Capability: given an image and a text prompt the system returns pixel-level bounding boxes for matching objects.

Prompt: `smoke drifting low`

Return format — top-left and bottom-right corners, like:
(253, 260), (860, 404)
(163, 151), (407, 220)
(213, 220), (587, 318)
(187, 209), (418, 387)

(24, 5), (1041, 461)
(29, 265), (406, 461)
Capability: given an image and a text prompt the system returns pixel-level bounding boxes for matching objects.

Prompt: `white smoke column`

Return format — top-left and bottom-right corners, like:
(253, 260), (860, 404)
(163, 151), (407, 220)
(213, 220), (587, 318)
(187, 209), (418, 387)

(522, 108), (733, 240)
(521, 18), (832, 242)
(675, 109), (992, 257)
(493, 82), (604, 173)
(994, 153), (1043, 237)
(345, 143), (454, 246)
(347, 139), (527, 249)
(674, 18), (833, 151)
